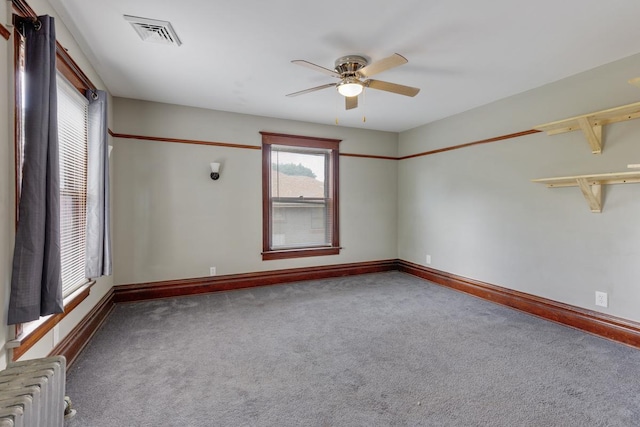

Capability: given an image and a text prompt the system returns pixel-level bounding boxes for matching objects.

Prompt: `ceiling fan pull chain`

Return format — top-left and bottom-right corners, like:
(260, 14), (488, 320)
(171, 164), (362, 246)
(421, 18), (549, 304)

(362, 89), (367, 123)
(335, 92), (341, 125)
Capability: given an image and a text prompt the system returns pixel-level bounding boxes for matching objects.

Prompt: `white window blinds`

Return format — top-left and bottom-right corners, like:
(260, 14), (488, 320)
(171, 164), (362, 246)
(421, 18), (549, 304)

(56, 73), (89, 296)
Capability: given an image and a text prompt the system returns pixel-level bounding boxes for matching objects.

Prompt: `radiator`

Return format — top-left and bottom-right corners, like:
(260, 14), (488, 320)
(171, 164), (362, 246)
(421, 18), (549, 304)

(0, 356), (66, 427)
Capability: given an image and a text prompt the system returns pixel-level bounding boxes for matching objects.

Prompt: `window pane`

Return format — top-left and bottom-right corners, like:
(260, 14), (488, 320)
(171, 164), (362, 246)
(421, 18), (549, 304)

(270, 145), (331, 249)
(270, 146), (328, 198)
(57, 73), (88, 296)
(271, 200), (329, 248)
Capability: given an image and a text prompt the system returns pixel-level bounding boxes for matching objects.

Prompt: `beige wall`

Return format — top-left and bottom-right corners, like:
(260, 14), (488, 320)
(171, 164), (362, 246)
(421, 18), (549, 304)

(0, 0), (114, 365)
(398, 53), (640, 322)
(112, 99), (398, 284)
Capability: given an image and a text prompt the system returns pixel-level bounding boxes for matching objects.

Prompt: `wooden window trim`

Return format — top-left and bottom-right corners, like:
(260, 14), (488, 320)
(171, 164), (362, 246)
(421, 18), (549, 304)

(10, 281), (93, 360)
(261, 132), (341, 261)
(262, 247), (341, 261)
(12, 0), (96, 93)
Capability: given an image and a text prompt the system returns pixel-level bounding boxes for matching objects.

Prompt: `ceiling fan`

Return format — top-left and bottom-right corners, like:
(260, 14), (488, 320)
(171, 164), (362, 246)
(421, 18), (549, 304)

(286, 53), (420, 110)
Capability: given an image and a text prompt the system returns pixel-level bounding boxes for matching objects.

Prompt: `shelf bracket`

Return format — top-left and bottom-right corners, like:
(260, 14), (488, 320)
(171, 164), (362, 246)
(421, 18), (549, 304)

(532, 171), (640, 213)
(576, 117), (602, 154)
(576, 178), (602, 213)
(533, 101), (640, 154)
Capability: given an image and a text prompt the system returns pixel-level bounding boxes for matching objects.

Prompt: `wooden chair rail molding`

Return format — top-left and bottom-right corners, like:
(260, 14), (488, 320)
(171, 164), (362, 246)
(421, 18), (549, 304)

(110, 129), (541, 161)
(109, 130), (393, 159)
(531, 171), (640, 213)
(108, 130), (261, 151)
(398, 129), (541, 160)
(533, 101), (640, 154)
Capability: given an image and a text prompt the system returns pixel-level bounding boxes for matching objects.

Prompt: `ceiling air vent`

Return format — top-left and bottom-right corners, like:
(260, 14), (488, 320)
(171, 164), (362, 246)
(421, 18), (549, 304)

(124, 15), (182, 46)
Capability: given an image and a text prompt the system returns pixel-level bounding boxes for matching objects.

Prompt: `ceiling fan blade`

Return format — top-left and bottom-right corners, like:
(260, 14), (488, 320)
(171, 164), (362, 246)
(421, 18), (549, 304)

(357, 53), (408, 78)
(365, 79), (420, 97)
(291, 60), (341, 78)
(345, 96), (358, 110)
(286, 83), (336, 97)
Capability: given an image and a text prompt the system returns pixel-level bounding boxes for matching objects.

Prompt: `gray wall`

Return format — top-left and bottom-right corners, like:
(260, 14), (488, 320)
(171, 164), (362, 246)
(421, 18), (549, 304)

(112, 98), (398, 284)
(398, 53), (640, 322)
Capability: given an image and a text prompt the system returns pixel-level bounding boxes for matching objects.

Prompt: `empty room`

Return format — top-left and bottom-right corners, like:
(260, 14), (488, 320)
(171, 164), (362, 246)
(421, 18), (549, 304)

(2, 0), (640, 425)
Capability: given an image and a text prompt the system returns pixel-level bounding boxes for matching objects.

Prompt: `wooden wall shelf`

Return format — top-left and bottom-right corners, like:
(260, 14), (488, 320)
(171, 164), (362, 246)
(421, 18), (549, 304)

(533, 101), (640, 154)
(532, 171), (640, 213)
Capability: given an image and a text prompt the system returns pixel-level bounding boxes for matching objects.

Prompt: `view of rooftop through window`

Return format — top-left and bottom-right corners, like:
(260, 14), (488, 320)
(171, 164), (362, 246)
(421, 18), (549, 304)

(270, 145), (330, 249)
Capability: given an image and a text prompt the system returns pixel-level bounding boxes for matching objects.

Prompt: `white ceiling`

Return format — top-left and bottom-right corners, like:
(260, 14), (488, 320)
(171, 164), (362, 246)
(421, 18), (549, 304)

(49, 0), (640, 133)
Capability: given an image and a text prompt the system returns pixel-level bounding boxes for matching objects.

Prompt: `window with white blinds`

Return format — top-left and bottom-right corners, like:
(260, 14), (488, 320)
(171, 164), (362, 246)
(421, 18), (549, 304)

(56, 73), (89, 296)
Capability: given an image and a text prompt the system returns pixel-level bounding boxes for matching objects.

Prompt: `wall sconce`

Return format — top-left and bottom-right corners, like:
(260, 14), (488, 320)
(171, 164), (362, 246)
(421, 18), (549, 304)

(210, 162), (221, 180)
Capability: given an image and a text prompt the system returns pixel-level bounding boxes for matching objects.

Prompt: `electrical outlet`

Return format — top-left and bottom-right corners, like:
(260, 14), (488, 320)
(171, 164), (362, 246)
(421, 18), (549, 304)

(426, 255), (431, 265)
(209, 267), (216, 276)
(595, 291), (608, 308)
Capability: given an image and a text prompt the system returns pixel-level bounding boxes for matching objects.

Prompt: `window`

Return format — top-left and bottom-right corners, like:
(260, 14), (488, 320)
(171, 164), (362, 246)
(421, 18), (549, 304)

(56, 73), (89, 296)
(261, 132), (341, 260)
(11, 7), (102, 352)
(15, 62), (90, 298)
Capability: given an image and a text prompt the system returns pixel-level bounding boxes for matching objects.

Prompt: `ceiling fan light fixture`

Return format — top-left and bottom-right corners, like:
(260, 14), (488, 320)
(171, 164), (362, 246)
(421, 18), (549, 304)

(288, 53), (419, 108)
(337, 78), (363, 97)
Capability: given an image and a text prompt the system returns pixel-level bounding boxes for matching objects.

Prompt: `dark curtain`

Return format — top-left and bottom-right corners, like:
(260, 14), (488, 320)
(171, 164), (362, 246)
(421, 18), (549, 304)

(85, 89), (112, 278)
(8, 16), (63, 324)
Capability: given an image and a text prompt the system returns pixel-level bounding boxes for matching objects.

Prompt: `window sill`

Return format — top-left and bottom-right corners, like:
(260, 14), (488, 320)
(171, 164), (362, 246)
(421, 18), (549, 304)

(7, 281), (94, 361)
(262, 246), (341, 261)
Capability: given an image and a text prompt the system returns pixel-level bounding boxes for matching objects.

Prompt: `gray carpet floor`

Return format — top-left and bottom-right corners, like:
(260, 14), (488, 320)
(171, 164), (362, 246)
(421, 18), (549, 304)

(65, 272), (640, 426)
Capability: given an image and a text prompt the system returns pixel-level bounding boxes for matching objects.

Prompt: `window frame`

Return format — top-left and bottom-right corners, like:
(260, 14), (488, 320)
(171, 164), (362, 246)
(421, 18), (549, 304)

(261, 132), (341, 261)
(11, 0), (98, 345)
(13, 13), (94, 300)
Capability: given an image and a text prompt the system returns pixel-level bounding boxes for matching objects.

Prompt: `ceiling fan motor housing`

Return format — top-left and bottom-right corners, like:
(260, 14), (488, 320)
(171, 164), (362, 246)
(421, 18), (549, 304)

(334, 55), (368, 77)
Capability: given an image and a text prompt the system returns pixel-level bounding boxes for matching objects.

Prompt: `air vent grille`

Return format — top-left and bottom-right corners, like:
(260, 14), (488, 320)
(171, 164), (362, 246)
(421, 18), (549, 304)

(124, 15), (182, 46)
